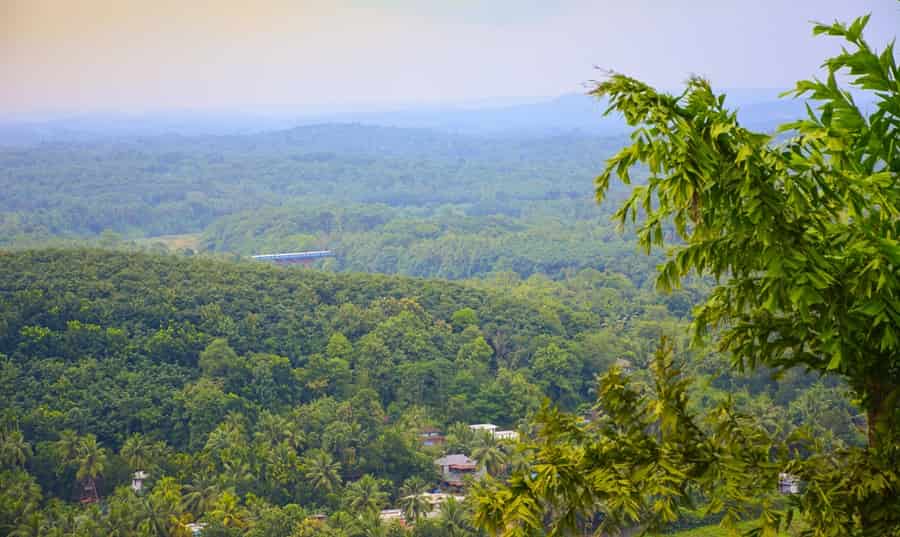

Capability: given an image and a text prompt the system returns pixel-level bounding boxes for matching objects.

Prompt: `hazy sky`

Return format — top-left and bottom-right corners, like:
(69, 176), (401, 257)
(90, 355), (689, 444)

(2, 0), (898, 116)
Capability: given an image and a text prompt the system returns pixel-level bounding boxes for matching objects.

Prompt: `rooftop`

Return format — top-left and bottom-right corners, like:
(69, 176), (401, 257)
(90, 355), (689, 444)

(469, 423), (497, 431)
(435, 454), (477, 466)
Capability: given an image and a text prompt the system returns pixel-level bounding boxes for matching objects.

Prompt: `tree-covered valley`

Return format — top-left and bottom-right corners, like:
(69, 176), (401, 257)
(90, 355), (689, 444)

(0, 125), (666, 281)
(0, 248), (861, 537)
(2, 14), (897, 534)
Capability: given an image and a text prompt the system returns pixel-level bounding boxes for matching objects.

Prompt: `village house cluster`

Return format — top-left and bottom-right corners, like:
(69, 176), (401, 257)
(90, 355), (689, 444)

(373, 423), (521, 524)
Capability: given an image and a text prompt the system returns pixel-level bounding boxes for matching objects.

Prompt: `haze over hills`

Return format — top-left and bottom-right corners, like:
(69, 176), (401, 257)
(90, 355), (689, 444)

(0, 88), (813, 146)
(3, 0), (898, 535)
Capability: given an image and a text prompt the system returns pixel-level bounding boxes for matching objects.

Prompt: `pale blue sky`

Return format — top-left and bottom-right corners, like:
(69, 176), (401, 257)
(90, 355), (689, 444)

(2, 0), (898, 115)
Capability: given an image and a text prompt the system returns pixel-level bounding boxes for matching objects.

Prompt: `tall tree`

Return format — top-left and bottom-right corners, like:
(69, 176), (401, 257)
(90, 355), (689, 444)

(8, 512), (44, 537)
(0, 426), (31, 468)
(74, 434), (106, 502)
(303, 449), (343, 495)
(120, 433), (162, 472)
(473, 13), (899, 537)
(208, 490), (250, 529)
(342, 474), (389, 513)
(398, 476), (432, 524)
(440, 497), (474, 537)
(182, 472), (222, 517)
(592, 13), (899, 451)
(52, 430), (81, 474)
(355, 508), (387, 537)
(471, 432), (508, 477)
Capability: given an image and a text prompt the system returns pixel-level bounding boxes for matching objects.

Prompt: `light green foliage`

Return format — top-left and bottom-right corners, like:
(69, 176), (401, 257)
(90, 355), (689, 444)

(457, 335), (493, 366)
(474, 343), (789, 537)
(0, 66), (878, 534)
(342, 475), (390, 513)
(303, 449), (343, 495)
(200, 339), (243, 380)
(120, 433), (167, 472)
(398, 476), (432, 523)
(471, 432), (509, 478)
(451, 308), (480, 331)
(473, 13), (898, 537)
(0, 470), (42, 533)
(529, 343), (582, 408)
(327, 334), (354, 362)
(594, 15), (898, 445)
(0, 424), (31, 468)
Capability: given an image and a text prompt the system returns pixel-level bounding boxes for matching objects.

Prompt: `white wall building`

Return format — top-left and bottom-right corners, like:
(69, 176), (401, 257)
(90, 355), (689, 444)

(469, 423), (518, 441)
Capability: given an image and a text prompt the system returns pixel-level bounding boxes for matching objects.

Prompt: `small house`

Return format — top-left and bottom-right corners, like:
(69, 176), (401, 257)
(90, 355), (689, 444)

(435, 454), (482, 488)
(419, 427), (446, 447)
(778, 473), (802, 494)
(469, 423), (518, 441)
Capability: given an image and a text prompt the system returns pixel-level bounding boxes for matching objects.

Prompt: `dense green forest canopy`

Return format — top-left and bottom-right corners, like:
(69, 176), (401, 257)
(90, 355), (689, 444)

(0, 54), (876, 534)
(0, 126), (615, 238)
(0, 250), (858, 537)
(0, 126), (663, 281)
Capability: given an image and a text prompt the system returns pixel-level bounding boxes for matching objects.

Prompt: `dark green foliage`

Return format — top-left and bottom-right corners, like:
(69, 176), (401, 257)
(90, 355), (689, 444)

(0, 246), (846, 536)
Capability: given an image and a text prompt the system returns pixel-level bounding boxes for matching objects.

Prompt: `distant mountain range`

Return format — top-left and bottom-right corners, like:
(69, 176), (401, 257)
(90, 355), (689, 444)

(0, 89), (821, 145)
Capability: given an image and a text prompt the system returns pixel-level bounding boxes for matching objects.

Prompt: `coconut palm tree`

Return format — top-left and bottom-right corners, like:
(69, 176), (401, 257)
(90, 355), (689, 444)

(0, 427), (32, 468)
(140, 496), (173, 537)
(52, 430), (81, 473)
(38, 504), (76, 537)
(443, 423), (476, 453)
(505, 446), (532, 477)
(265, 440), (300, 488)
(471, 432), (507, 477)
(254, 411), (299, 448)
(120, 433), (158, 472)
(8, 512), (44, 537)
(440, 497), (473, 537)
(75, 434), (106, 502)
(343, 474), (388, 513)
(220, 458), (254, 491)
(208, 490), (249, 529)
(398, 476), (432, 524)
(182, 472), (221, 517)
(303, 449), (342, 494)
(355, 508), (387, 537)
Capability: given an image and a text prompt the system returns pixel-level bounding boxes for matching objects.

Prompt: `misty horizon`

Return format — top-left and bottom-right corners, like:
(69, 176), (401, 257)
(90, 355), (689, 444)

(4, 0), (899, 118)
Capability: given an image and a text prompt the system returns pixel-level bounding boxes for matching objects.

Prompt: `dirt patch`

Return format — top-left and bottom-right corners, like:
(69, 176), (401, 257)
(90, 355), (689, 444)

(139, 233), (202, 251)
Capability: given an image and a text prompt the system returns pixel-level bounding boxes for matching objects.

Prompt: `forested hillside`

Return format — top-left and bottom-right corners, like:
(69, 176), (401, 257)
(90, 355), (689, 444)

(0, 126), (614, 241)
(0, 125), (661, 281)
(0, 249), (860, 536)
(200, 200), (663, 281)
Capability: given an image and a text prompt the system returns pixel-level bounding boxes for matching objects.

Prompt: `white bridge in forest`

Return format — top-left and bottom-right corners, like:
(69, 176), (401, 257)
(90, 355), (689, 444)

(251, 250), (334, 265)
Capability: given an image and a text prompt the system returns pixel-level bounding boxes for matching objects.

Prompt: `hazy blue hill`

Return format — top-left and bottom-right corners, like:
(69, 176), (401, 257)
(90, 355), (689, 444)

(319, 93), (624, 136)
(0, 88), (821, 146)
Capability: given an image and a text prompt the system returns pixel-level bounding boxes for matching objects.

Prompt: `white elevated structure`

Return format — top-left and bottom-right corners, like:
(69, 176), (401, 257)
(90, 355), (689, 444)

(469, 423), (518, 441)
(778, 472), (802, 494)
(131, 471), (149, 493)
(469, 423), (497, 432)
(379, 509), (405, 523)
(186, 522), (207, 536)
(493, 430), (519, 440)
(251, 250), (334, 263)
